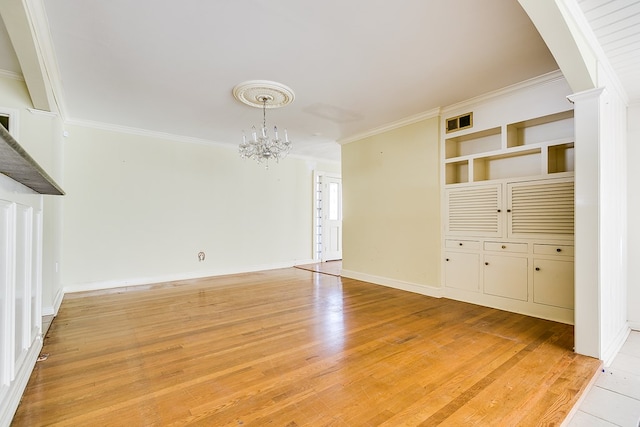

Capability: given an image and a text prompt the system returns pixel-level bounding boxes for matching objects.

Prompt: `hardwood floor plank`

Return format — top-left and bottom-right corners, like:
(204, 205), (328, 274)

(12, 268), (600, 426)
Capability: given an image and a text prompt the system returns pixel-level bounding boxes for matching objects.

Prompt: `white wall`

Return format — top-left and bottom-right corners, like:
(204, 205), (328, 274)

(628, 103), (640, 330)
(61, 123), (339, 292)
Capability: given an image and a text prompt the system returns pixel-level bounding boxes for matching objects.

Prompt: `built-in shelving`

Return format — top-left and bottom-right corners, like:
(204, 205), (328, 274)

(441, 105), (575, 325)
(444, 111), (575, 185)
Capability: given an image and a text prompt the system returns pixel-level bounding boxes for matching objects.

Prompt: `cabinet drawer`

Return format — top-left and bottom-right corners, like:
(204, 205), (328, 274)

(533, 244), (574, 256)
(445, 239), (481, 250)
(484, 241), (528, 253)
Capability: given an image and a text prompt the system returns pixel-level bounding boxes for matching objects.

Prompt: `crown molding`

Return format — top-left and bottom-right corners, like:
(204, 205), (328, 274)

(441, 70), (566, 114)
(338, 107), (441, 145)
(0, 69), (24, 81)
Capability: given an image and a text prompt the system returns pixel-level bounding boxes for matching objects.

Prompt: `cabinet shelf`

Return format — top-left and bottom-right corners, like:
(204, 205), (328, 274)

(506, 110), (574, 148)
(445, 127), (501, 159)
(445, 160), (469, 185)
(474, 148), (541, 181)
(548, 143), (574, 174)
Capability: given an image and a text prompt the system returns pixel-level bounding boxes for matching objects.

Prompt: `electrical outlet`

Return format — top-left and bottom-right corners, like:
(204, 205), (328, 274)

(197, 252), (205, 262)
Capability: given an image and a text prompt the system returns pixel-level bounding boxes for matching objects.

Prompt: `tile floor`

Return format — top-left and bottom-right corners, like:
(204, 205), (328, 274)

(567, 330), (640, 426)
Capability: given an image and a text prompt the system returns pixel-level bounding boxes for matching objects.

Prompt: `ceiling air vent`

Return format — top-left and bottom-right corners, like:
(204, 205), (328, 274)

(446, 112), (473, 133)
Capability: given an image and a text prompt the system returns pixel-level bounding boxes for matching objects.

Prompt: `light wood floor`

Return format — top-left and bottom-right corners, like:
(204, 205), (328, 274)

(294, 260), (342, 276)
(13, 268), (601, 426)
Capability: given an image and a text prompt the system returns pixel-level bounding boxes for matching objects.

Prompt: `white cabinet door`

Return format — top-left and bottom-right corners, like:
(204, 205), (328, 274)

(533, 258), (574, 309)
(483, 255), (528, 301)
(444, 252), (480, 292)
(445, 184), (502, 237)
(507, 178), (574, 239)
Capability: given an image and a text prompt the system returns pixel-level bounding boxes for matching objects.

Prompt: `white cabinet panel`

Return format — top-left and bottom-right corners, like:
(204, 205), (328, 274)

(444, 252), (480, 292)
(483, 255), (528, 301)
(445, 239), (481, 250)
(0, 201), (12, 388)
(533, 259), (574, 309)
(484, 241), (528, 253)
(533, 244), (574, 257)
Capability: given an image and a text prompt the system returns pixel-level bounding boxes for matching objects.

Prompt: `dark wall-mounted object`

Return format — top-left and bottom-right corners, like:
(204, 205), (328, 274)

(446, 112), (473, 133)
(0, 124), (64, 195)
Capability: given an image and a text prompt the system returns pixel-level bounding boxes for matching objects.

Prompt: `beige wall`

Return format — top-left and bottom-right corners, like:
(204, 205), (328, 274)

(341, 117), (441, 290)
(62, 123), (339, 291)
(0, 75), (64, 315)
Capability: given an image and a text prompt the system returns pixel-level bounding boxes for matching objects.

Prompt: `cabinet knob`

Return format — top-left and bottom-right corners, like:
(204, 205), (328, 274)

(556, 248), (562, 253)
(535, 267), (540, 271)
(497, 209), (501, 213)
(501, 245), (506, 249)
(459, 243), (463, 246)
(507, 209), (512, 213)
(445, 258), (450, 261)
(485, 262), (489, 266)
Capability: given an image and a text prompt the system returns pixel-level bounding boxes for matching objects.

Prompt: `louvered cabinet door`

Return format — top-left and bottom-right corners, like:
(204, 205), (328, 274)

(507, 178), (574, 239)
(445, 184), (502, 237)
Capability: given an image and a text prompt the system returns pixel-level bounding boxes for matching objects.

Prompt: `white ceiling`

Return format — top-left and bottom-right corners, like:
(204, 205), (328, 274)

(0, 1), (637, 162)
(577, 0), (640, 101)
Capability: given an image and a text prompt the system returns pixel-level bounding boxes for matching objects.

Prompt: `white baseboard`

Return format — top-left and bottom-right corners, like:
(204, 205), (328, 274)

(602, 325), (631, 367)
(63, 260), (314, 294)
(41, 287), (70, 317)
(0, 337), (43, 427)
(340, 269), (443, 298)
(53, 287), (64, 315)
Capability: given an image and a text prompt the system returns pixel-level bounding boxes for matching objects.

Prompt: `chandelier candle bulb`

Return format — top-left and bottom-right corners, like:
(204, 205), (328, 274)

(285, 129), (289, 143)
(274, 126), (278, 139)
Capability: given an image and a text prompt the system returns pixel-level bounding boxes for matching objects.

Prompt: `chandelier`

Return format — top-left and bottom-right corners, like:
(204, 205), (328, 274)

(233, 80), (295, 167)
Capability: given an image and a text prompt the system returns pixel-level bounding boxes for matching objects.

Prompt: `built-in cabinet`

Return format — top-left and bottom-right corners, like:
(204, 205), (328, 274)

(442, 108), (575, 324)
(0, 177), (44, 426)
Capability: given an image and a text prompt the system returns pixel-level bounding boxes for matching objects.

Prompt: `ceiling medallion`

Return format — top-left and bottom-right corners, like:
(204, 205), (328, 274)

(232, 80), (295, 109)
(233, 80), (295, 168)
